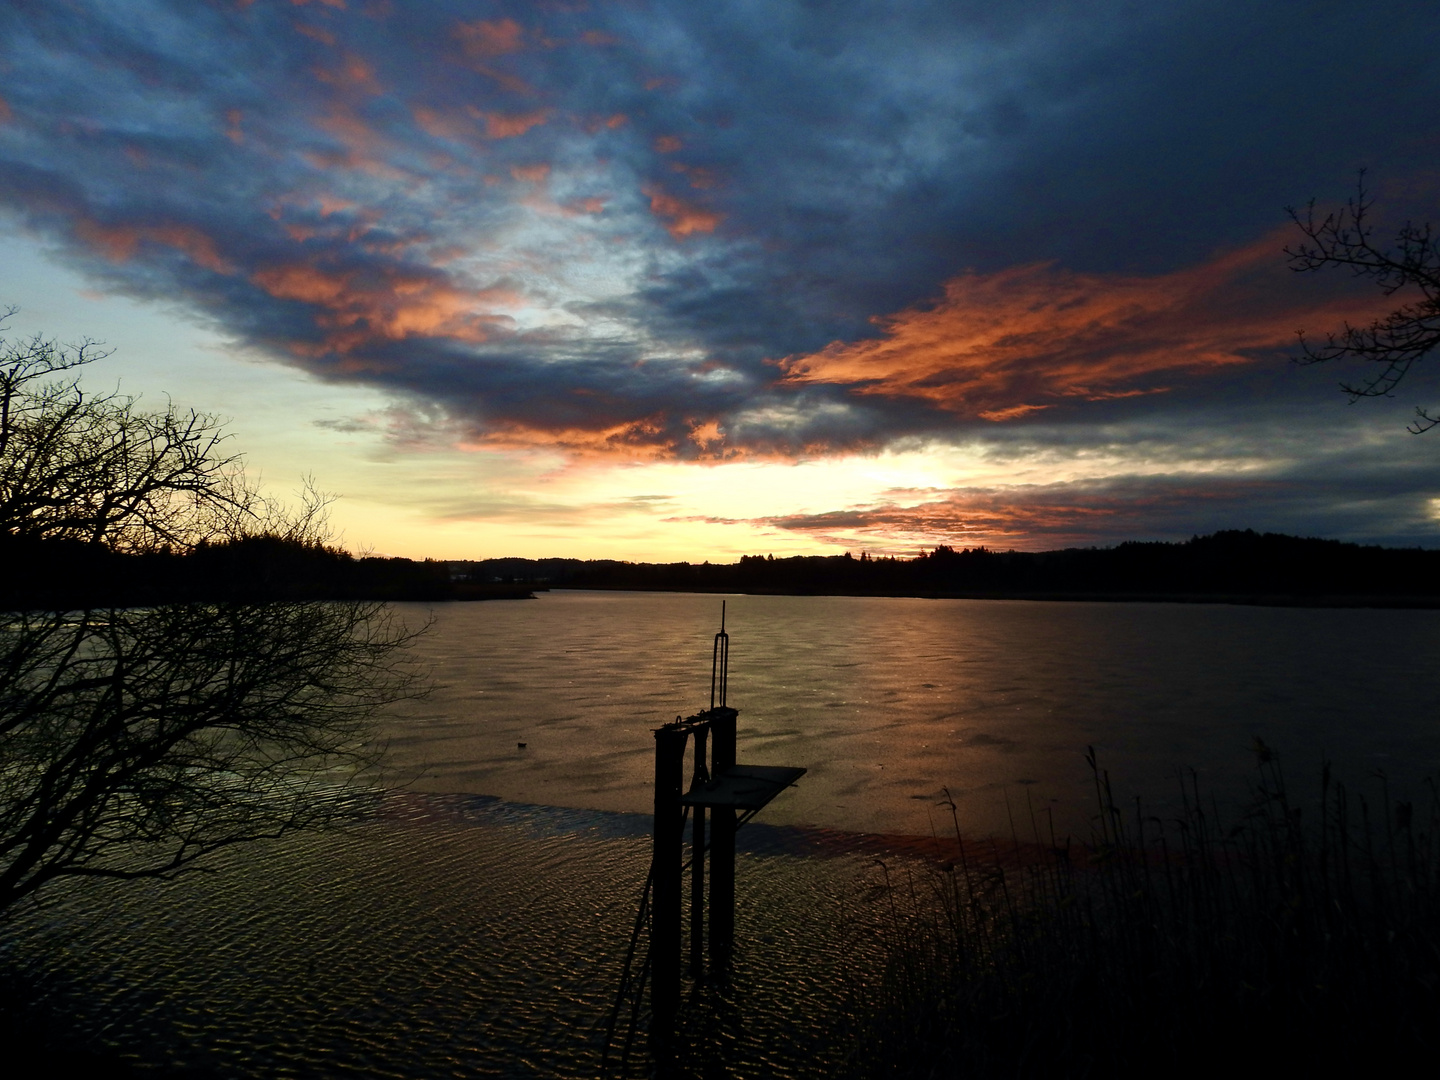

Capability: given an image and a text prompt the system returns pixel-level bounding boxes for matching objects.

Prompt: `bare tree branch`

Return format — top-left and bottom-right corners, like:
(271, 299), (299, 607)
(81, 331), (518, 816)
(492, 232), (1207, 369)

(0, 602), (423, 914)
(1286, 173), (1440, 425)
(0, 310), (429, 918)
(1, 318), (258, 551)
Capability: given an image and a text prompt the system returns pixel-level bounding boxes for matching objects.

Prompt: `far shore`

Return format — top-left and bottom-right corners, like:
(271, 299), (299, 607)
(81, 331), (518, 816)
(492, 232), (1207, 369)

(543, 585), (1440, 609)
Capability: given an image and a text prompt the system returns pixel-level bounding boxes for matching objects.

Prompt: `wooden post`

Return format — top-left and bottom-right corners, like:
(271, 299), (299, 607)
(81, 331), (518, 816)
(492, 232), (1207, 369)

(652, 724), (686, 1026)
(709, 707), (737, 972)
(689, 726), (708, 979)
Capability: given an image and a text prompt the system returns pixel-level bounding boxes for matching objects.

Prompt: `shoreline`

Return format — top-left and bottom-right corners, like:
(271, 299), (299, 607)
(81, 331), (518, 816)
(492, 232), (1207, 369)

(544, 585), (1440, 609)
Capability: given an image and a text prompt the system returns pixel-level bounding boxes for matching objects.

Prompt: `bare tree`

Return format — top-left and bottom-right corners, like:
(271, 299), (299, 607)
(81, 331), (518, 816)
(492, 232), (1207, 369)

(1286, 175), (1440, 432)
(0, 313), (256, 550)
(0, 312), (425, 918)
(0, 602), (419, 915)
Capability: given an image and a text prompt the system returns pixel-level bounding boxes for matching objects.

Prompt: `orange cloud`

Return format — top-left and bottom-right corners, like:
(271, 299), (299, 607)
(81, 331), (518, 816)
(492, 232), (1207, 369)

(272, 192), (357, 218)
(251, 262), (521, 354)
(976, 403), (1051, 422)
(642, 184), (722, 239)
(224, 108), (244, 144)
(0, 97), (12, 124)
(671, 162), (718, 189)
(313, 52), (383, 95)
(291, 0), (346, 8)
(778, 233), (1397, 419)
(476, 108), (550, 139)
(412, 105), (470, 141)
(269, 194), (381, 246)
(470, 66), (534, 96)
(294, 22), (337, 46)
(688, 419), (724, 452)
(747, 481), (1277, 553)
(510, 163), (550, 183)
(654, 135), (682, 153)
(314, 193), (355, 216)
(564, 196), (606, 215)
(459, 416), (679, 461)
(310, 105), (407, 178)
(582, 112), (629, 133)
(74, 220), (234, 274)
(454, 18), (524, 58)
(412, 105), (549, 143)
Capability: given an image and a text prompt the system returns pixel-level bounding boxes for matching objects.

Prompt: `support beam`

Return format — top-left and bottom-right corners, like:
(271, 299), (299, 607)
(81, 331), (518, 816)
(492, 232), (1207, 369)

(708, 708), (737, 973)
(689, 726), (708, 980)
(652, 724), (687, 1025)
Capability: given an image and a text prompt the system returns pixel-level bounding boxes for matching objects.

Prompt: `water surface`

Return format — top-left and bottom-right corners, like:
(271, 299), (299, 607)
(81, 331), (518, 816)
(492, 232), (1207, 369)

(386, 591), (1440, 836)
(11, 796), (888, 1078)
(15, 591), (1440, 1077)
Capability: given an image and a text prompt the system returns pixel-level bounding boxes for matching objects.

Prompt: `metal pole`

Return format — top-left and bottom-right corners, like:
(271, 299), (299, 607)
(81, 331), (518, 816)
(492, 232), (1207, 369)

(711, 601), (728, 710)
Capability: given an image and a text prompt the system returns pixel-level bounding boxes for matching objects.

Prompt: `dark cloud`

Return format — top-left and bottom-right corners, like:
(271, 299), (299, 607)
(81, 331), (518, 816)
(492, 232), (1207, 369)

(745, 458), (1440, 553)
(0, 0), (1437, 467)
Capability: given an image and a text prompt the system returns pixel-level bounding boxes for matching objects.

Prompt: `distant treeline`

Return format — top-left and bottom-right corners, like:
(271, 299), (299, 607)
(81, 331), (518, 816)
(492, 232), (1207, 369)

(0, 535), (531, 610)
(459, 530), (1440, 607)
(8, 529), (1439, 611)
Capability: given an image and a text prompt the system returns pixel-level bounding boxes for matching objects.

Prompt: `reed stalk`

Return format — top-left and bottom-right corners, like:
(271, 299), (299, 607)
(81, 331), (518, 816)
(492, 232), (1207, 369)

(843, 744), (1440, 1076)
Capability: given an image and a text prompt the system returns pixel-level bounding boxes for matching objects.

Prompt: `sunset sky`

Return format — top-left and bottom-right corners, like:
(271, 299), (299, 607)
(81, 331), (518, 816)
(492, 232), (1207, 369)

(2, 0), (1438, 560)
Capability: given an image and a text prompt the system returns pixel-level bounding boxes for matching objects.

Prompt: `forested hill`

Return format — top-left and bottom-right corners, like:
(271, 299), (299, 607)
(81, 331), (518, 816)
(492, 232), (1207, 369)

(0, 535), (531, 609)
(7, 530), (1439, 609)
(457, 531), (1440, 607)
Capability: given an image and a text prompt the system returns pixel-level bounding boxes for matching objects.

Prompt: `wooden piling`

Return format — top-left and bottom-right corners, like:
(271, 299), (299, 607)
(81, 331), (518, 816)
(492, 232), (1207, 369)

(689, 726), (708, 979)
(622, 612), (806, 1073)
(652, 724), (686, 1024)
(708, 707), (737, 972)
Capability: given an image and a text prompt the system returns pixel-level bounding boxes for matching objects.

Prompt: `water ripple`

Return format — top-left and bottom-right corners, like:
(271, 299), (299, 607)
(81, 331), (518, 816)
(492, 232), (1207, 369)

(8, 793), (891, 1078)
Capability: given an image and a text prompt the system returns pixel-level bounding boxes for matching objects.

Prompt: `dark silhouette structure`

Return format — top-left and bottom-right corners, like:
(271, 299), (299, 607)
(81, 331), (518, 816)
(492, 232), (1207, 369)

(453, 530), (1440, 606)
(0, 533), (531, 609)
(603, 607), (804, 1073)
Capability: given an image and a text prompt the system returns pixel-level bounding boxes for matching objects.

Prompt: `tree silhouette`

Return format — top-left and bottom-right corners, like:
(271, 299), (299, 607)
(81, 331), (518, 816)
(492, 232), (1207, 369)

(1286, 176), (1440, 432)
(0, 313), (422, 918)
(0, 310), (256, 549)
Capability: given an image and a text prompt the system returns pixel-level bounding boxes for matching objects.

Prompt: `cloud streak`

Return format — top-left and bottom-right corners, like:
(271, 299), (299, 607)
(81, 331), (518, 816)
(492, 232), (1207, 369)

(723, 462), (1440, 554)
(778, 236), (1397, 421)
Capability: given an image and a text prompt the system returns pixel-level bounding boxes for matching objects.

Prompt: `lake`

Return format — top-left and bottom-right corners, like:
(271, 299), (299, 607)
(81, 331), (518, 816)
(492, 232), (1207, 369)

(13, 591), (1440, 1077)
(385, 590), (1440, 837)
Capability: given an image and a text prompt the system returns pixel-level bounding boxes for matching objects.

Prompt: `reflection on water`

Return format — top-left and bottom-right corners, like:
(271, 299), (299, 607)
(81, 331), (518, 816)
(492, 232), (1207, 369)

(10, 795), (892, 1078)
(387, 591), (1440, 836)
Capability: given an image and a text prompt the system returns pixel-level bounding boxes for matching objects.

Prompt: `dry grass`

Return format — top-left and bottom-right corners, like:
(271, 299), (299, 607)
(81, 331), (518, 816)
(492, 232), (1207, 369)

(844, 743), (1440, 1077)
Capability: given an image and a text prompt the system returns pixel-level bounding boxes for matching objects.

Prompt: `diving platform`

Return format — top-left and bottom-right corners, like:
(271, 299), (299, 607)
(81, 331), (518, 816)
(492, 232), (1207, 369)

(681, 763), (807, 811)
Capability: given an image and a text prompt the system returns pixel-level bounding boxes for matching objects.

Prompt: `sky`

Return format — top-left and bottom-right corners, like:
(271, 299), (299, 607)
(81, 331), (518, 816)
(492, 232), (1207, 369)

(1, 0), (1439, 561)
